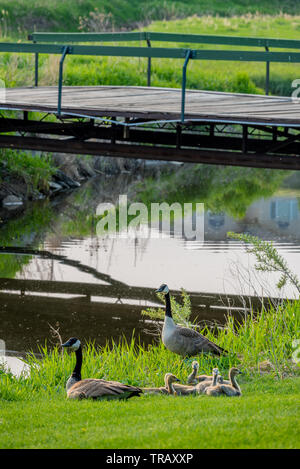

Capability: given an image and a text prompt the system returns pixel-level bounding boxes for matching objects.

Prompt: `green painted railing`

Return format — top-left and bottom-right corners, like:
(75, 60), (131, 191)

(28, 31), (300, 94)
(1, 36), (300, 121)
(28, 31), (300, 49)
(5, 42), (300, 61)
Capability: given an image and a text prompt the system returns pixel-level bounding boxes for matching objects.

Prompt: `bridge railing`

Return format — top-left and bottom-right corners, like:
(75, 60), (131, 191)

(28, 31), (300, 93)
(1, 38), (300, 122)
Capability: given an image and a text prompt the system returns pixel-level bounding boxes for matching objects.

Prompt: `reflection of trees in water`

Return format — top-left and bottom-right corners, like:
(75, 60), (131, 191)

(49, 173), (140, 238)
(0, 202), (54, 278)
(0, 167), (296, 279)
(136, 165), (292, 220)
(0, 173), (139, 278)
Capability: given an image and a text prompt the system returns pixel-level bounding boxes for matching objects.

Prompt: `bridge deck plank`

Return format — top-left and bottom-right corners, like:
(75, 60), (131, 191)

(1, 86), (299, 125)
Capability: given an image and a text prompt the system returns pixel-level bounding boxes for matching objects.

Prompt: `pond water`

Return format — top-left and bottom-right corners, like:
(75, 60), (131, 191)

(0, 163), (300, 355)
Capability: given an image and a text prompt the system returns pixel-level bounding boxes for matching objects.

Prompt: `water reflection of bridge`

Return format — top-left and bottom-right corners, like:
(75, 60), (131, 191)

(0, 246), (289, 352)
(0, 275), (283, 330)
(0, 245), (279, 317)
(0, 275), (274, 316)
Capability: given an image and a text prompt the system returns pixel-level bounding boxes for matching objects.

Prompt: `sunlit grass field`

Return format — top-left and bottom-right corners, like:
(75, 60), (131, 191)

(0, 298), (299, 448)
(1, 376), (299, 449)
(0, 1), (299, 34)
(1, 14), (300, 96)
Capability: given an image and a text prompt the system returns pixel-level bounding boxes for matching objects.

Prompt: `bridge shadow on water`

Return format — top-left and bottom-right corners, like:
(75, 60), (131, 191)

(0, 246), (278, 354)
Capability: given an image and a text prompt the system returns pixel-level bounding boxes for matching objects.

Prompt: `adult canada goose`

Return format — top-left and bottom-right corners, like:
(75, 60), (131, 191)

(142, 372), (181, 395)
(204, 367), (242, 397)
(187, 361), (230, 385)
(62, 337), (142, 400)
(156, 284), (227, 357)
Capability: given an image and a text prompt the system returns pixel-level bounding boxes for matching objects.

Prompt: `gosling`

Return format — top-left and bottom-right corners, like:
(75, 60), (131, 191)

(204, 367), (242, 397)
(194, 368), (220, 394)
(142, 373), (180, 395)
(187, 361), (230, 385)
(204, 368), (219, 395)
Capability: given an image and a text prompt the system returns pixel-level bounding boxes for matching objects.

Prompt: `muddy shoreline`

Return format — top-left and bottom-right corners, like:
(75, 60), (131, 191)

(0, 153), (177, 223)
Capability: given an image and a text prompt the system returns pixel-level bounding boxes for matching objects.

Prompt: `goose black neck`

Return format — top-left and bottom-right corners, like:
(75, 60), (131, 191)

(72, 346), (82, 380)
(165, 292), (172, 318)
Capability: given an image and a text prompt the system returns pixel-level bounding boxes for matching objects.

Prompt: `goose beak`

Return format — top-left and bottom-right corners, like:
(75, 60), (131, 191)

(155, 287), (163, 293)
(61, 339), (72, 348)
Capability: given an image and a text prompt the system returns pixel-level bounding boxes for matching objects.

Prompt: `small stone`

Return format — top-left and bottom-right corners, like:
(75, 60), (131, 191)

(2, 195), (23, 207)
(53, 169), (81, 188)
(49, 181), (63, 192)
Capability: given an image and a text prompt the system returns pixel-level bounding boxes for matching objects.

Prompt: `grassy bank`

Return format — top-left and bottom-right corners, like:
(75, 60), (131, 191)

(0, 150), (55, 194)
(1, 292), (299, 397)
(1, 14), (299, 96)
(0, 377), (299, 449)
(0, 296), (299, 448)
(0, 149), (56, 217)
(0, 1), (299, 36)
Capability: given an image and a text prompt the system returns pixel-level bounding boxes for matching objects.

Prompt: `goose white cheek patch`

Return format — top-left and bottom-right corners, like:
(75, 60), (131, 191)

(71, 340), (81, 350)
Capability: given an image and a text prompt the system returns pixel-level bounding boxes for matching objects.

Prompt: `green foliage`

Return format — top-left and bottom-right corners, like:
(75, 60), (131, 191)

(135, 165), (289, 219)
(142, 289), (192, 326)
(0, 201), (54, 277)
(0, 376), (299, 448)
(228, 232), (300, 293)
(0, 253), (32, 279)
(0, 1), (299, 36)
(0, 149), (55, 193)
(1, 14), (300, 95)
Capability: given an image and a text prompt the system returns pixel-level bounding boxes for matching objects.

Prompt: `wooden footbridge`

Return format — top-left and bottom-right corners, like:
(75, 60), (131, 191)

(1, 32), (300, 169)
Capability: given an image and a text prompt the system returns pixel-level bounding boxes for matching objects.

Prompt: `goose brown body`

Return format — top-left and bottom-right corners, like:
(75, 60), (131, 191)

(171, 382), (196, 396)
(62, 337), (142, 401)
(67, 378), (142, 400)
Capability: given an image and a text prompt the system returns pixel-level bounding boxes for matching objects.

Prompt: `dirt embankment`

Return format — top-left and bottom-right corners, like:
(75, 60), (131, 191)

(0, 154), (145, 222)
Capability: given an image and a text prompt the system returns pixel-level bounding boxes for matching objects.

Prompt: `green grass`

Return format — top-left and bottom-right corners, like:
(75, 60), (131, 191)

(1, 14), (300, 96)
(1, 296), (299, 400)
(0, 296), (299, 448)
(0, 376), (299, 449)
(0, 1), (300, 36)
(0, 149), (55, 193)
